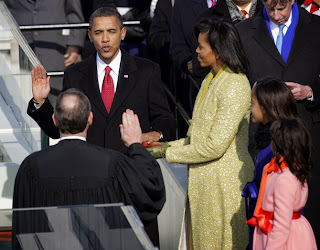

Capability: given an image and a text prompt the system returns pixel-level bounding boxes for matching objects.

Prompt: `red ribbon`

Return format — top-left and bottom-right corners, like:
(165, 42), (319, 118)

(246, 157), (302, 235)
(247, 208), (301, 235)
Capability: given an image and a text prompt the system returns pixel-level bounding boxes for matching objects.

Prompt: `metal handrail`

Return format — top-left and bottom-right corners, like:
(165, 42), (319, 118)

(19, 21), (140, 30)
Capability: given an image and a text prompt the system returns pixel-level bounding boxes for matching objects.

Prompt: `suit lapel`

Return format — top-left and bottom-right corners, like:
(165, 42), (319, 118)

(78, 54), (109, 119)
(193, 0), (208, 17)
(108, 50), (137, 120)
(252, 15), (286, 67)
(213, 0), (232, 22)
(285, 11), (310, 67)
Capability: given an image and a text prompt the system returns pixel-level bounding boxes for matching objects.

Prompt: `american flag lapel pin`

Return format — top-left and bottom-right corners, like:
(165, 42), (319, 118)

(124, 74), (129, 78)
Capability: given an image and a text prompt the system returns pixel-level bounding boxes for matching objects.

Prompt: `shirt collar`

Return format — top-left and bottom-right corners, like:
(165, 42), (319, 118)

(59, 136), (86, 142)
(96, 50), (122, 79)
(237, 2), (253, 15)
(270, 9), (293, 30)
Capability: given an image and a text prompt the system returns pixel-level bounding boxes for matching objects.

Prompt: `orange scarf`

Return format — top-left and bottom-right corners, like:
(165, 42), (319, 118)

(247, 156), (289, 234)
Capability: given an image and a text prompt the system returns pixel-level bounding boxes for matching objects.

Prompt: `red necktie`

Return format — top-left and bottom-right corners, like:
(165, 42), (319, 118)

(101, 66), (114, 113)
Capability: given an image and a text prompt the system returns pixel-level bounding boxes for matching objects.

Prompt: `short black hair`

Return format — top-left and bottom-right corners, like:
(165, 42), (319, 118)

(271, 118), (312, 184)
(253, 78), (299, 123)
(194, 18), (249, 74)
(54, 88), (91, 134)
(89, 7), (123, 30)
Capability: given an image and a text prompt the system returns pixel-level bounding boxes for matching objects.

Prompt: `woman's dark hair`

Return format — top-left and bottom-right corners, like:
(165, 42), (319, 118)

(194, 18), (249, 74)
(270, 118), (312, 184)
(253, 78), (299, 123)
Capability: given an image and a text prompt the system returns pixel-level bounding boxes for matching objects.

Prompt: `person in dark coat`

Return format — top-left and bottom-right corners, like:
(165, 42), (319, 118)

(5, 0), (86, 103)
(236, 0), (320, 245)
(170, 0), (209, 82)
(148, 0), (173, 86)
(14, 88), (166, 247)
(27, 7), (176, 153)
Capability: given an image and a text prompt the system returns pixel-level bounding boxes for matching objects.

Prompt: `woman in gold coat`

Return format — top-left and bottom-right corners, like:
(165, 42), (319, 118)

(148, 19), (254, 249)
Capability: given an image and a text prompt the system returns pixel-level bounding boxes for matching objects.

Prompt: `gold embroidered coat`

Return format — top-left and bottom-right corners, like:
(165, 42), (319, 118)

(166, 66), (254, 249)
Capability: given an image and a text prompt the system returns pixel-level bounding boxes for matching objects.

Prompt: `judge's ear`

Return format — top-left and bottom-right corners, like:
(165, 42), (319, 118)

(88, 112), (93, 126)
(52, 114), (58, 127)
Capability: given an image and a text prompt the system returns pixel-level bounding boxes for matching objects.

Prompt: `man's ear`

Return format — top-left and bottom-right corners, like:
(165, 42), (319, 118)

(88, 29), (92, 42)
(88, 112), (93, 126)
(52, 114), (58, 127)
(121, 27), (127, 41)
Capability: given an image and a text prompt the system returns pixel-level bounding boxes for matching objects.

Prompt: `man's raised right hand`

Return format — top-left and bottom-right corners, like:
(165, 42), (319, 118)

(31, 65), (50, 108)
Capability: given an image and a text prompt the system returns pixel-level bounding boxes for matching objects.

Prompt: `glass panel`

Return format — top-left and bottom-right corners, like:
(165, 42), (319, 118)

(0, 2), (41, 160)
(0, 203), (155, 250)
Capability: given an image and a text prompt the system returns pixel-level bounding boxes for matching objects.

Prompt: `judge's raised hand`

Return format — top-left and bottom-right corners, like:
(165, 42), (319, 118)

(285, 82), (313, 100)
(31, 65), (50, 108)
(120, 109), (142, 147)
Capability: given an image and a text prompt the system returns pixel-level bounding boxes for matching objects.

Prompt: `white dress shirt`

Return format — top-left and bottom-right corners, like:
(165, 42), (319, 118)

(270, 10), (292, 44)
(207, 0), (214, 8)
(96, 50), (122, 93)
(59, 136), (86, 142)
(237, 2), (253, 19)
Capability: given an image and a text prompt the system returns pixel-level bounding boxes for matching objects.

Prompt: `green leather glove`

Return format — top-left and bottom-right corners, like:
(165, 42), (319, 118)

(146, 142), (170, 159)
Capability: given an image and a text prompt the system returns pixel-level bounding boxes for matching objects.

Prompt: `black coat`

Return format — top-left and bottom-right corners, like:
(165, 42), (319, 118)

(148, 0), (173, 84)
(236, 8), (320, 239)
(169, 0), (208, 73)
(13, 140), (166, 247)
(28, 49), (176, 153)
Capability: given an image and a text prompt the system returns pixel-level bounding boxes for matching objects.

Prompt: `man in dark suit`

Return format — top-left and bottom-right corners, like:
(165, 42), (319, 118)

(170, 0), (263, 84)
(148, 0), (173, 86)
(236, 0), (320, 244)
(15, 88), (165, 247)
(5, 0), (86, 102)
(27, 7), (176, 153)
(170, 0), (209, 81)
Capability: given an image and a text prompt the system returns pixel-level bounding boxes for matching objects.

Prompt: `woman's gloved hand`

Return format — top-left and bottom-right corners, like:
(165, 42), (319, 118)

(146, 142), (170, 158)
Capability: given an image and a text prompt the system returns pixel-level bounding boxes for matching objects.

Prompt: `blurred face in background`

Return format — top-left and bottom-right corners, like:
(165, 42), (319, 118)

(88, 16), (126, 64)
(263, 0), (294, 25)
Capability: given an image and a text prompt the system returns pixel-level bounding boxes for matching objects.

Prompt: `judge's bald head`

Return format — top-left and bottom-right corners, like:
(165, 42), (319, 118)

(54, 89), (91, 134)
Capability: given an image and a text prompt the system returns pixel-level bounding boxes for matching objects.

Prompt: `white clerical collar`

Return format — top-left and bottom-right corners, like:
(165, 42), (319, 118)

(59, 136), (86, 142)
(96, 50), (122, 81)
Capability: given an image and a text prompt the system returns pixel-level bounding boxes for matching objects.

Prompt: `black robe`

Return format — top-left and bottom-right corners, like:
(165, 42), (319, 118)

(12, 140), (165, 248)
